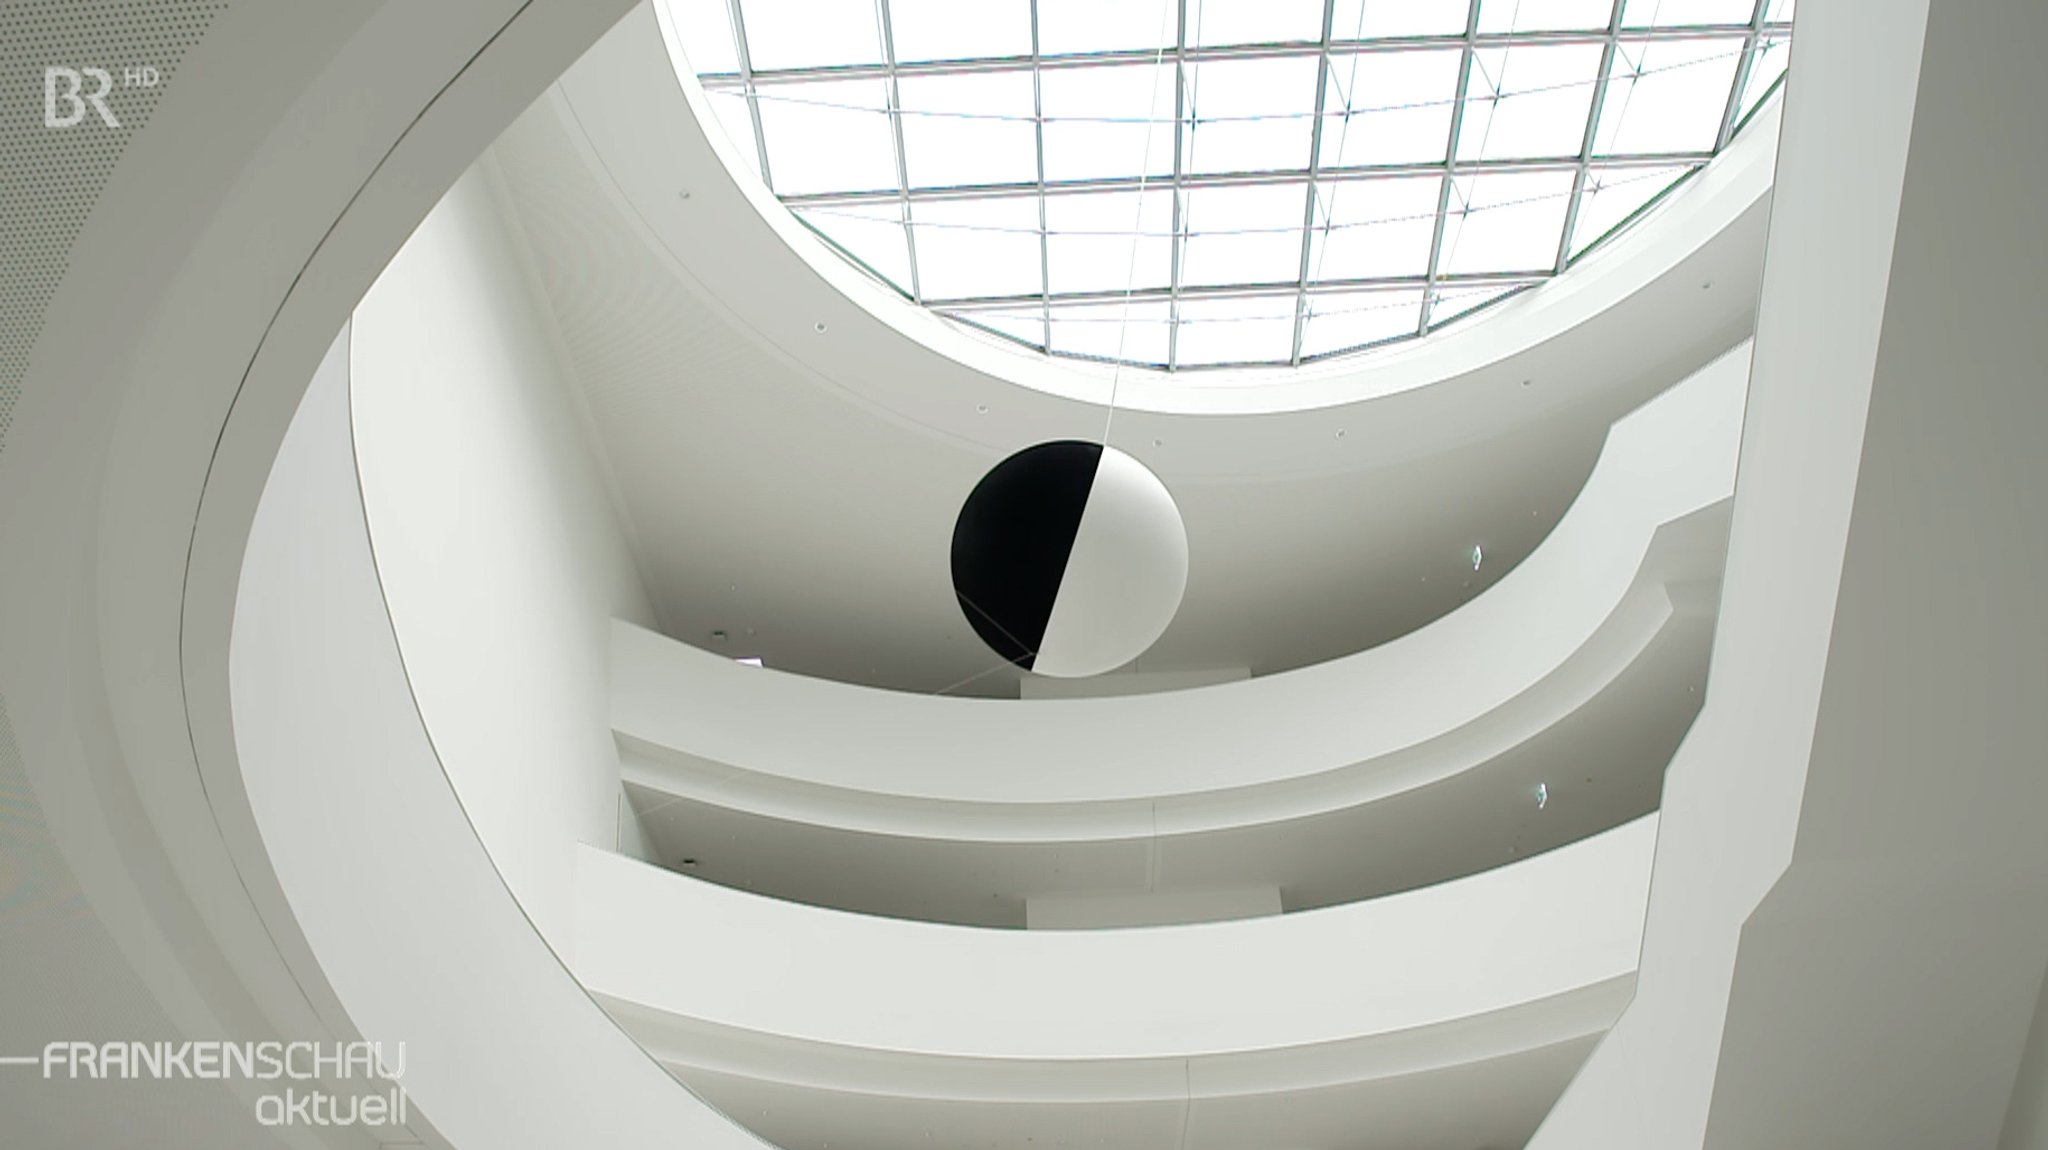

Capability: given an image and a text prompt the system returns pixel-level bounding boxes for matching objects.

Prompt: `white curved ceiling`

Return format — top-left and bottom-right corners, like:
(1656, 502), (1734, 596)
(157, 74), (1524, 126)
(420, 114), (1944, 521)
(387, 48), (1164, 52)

(484, 22), (1778, 694)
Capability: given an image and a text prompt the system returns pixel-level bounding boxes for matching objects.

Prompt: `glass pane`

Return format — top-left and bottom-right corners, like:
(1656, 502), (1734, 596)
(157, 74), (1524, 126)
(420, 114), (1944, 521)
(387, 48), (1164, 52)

(1040, 62), (1178, 183)
(1427, 282), (1521, 326)
(668, 0), (740, 74)
(897, 71), (1039, 189)
(1764, 0), (1793, 20)
(947, 307), (1046, 350)
(756, 79), (898, 196)
(1044, 189), (1174, 295)
(1595, 37), (1744, 156)
(1048, 300), (1172, 365)
(1438, 169), (1574, 274)
(741, 0), (883, 70)
(1180, 182), (1311, 288)
(1568, 164), (1692, 257)
(1621, 0), (1755, 27)
(1477, 0), (1616, 33)
(1319, 48), (1462, 167)
(1186, 0), (1326, 47)
(794, 203), (913, 292)
(1183, 55), (1321, 176)
(1330, 0), (1472, 40)
(1457, 43), (1604, 162)
(1739, 33), (1790, 121)
(704, 90), (761, 179)
(1301, 288), (1427, 357)
(1306, 175), (1442, 282)
(911, 196), (1043, 300)
(1174, 295), (1299, 366)
(1038, 0), (1178, 55)
(887, 0), (1033, 62)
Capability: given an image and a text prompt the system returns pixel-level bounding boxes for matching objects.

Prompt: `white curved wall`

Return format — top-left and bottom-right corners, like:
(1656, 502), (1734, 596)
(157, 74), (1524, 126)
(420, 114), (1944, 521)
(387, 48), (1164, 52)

(350, 157), (660, 951)
(233, 326), (762, 1150)
(576, 815), (1655, 1064)
(613, 343), (1747, 826)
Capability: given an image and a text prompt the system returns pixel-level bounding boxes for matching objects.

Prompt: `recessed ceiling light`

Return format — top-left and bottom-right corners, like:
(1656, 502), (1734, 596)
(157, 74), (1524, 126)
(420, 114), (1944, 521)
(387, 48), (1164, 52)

(710, 629), (728, 642)
(677, 189), (692, 200)
(1471, 544), (1483, 571)
(814, 321), (828, 333)
(976, 403), (989, 414)
(1535, 782), (1549, 809)
(1334, 428), (1346, 439)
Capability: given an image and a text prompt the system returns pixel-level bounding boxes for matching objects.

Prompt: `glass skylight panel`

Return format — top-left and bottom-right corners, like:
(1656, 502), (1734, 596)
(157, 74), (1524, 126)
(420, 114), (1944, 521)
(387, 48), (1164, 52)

(1300, 289), (1429, 358)
(1185, 0), (1326, 48)
(1457, 43), (1605, 162)
(794, 203), (913, 293)
(1427, 282), (1522, 327)
(756, 79), (897, 196)
(1478, 0), (1618, 34)
(1044, 190), (1174, 295)
(1439, 169), (1575, 275)
(703, 90), (761, 178)
(886, 0), (1033, 62)
(741, 0), (882, 71)
(911, 197), (1043, 300)
(1595, 37), (1744, 156)
(675, 0), (1790, 370)
(949, 307), (1047, 350)
(1739, 34), (1790, 121)
(1175, 295), (1299, 367)
(896, 71), (1039, 189)
(1319, 49), (1462, 168)
(1039, 63), (1178, 183)
(1036, 0), (1177, 55)
(1047, 300), (1173, 365)
(1620, 0), (1756, 27)
(1182, 56), (1321, 176)
(1567, 164), (1693, 258)
(1180, 182), (1311, 288)
(666, 0), (739, 74)
(1307, 176), (1442, 282)
(1330, 0), (1473, 40)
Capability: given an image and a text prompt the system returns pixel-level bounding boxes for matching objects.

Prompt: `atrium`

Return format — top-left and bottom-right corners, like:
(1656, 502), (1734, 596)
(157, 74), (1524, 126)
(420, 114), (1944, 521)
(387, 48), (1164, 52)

(1, 3), (2045, 1150)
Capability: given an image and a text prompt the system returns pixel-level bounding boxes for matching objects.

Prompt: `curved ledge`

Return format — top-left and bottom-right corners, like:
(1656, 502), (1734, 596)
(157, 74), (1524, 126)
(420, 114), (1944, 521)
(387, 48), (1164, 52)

(613, 343), (1746, 823)
(577, 814), (1654, 1145)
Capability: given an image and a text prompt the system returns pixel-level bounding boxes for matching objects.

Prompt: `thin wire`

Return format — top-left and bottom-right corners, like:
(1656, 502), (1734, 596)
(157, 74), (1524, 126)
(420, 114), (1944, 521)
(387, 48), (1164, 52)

(1099, 0), (1180, 447)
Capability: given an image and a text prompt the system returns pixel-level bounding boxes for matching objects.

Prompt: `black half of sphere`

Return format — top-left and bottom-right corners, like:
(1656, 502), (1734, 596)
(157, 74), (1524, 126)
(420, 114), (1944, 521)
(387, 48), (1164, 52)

(949, 440), (1104, 669)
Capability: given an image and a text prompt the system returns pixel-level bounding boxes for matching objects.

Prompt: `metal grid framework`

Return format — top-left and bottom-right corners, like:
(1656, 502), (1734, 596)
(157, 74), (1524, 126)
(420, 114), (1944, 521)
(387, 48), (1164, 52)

(671, 0), (1792, 371)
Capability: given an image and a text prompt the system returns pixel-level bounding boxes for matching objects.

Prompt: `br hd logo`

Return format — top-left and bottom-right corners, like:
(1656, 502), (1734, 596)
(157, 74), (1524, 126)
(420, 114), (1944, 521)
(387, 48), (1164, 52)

(44, 65), (159, 128)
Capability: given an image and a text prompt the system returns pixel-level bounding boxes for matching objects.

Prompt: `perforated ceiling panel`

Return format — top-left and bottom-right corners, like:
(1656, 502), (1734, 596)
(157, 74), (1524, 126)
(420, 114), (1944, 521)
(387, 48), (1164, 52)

(0, 0), (227, 451)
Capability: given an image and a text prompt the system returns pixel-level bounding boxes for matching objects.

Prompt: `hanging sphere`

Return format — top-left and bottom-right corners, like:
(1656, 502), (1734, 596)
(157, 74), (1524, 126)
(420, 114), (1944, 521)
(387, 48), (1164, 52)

(950, 441), (1188, 678)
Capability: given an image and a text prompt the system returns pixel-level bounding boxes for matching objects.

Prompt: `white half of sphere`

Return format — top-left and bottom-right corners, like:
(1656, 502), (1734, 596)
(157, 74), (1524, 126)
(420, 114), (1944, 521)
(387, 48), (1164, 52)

(1034, 445), (1190, 678)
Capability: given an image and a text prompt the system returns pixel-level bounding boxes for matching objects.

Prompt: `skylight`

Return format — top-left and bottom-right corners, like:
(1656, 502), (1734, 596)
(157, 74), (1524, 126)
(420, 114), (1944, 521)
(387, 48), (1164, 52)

(667, 0), (1791, 371)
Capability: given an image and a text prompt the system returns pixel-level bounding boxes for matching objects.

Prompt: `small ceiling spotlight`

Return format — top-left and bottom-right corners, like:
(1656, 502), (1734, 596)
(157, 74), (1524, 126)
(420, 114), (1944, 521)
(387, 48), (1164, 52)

(1471, 543), (1483, 571)
(1334, 428), (1347, 439)
(814, 320), (828, 333)
(1520, 377), (1532, 387)
(976, 403), (989, 414)
(709, 629), (728, 643)
(677, 189), (692, 200)
(1535, 782), (1549, 810)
